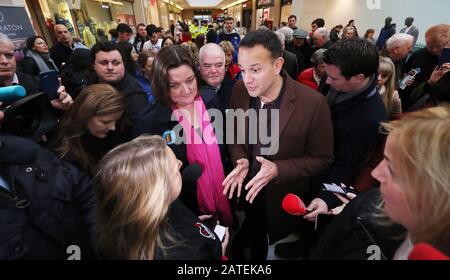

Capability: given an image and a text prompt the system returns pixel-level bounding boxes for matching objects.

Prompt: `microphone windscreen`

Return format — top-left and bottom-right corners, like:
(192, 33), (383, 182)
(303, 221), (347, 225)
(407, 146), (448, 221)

(282, 193), (307, 216)
(0, 85), (26, 104)
(408, 243), (449, 260)
(181, 163), (203, 185)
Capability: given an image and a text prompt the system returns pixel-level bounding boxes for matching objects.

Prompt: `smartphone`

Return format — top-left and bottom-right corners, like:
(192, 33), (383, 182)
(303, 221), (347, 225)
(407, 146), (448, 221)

(399, 68), (421, 90)
(39, 70), (60, 100)
(438, 48), (450, 67)
(322, 183), (348, 195)
(314, 213), (334, 233)
(214, 224), (226, 242)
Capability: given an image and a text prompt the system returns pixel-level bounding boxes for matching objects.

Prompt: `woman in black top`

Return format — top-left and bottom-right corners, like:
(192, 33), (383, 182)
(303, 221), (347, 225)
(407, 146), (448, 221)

(20, 36), (58, 76)
(95, 135), (229, 259)
(50, 83), (128, 177)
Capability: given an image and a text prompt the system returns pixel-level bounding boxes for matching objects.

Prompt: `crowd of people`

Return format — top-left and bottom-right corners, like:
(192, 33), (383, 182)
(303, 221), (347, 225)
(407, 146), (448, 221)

(0, 11), (449, 260)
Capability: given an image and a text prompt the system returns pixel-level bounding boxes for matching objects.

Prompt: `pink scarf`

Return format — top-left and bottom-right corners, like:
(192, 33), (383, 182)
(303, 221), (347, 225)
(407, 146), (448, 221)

(172, 96), (233, 226)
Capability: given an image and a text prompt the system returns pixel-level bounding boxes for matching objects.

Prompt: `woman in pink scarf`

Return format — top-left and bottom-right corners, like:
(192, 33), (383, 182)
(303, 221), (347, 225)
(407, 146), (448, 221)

(134, 45), (233, 226)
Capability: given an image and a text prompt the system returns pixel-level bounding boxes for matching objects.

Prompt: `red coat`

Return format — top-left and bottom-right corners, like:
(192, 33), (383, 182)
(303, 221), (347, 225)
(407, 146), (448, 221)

(297, 67), (319, 90)
(181, 32), (191, 43)
(227, 62), (241, 81)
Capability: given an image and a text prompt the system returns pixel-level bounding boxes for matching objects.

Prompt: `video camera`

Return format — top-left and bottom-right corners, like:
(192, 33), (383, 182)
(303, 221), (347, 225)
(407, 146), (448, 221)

(0, 85), (58, 142)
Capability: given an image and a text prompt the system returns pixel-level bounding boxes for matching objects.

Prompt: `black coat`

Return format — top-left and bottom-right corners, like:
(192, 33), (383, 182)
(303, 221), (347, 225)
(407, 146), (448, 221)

(283, 50), (299, 80)
(155, 200), (222, 260)
(0, 135), (95, 259)
(201, 75), (234, 110)
(399, 48), (439, 111)
(50, 42), (73, 69)
(18, 56), (57, 77)
(316, 77), (387, 209)
(133, 90), (229, 215)
(15, 71), (40, 95)
(310, 188), (406, 260)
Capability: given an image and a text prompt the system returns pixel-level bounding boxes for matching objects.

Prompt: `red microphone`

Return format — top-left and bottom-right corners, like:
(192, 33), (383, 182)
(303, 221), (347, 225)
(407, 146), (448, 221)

(408, 243), (449, 260)
(282, 194), (308, 216)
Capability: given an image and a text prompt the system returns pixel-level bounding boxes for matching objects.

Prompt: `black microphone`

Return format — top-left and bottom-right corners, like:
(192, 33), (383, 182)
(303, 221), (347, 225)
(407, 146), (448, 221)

(181, 163), (203, 185)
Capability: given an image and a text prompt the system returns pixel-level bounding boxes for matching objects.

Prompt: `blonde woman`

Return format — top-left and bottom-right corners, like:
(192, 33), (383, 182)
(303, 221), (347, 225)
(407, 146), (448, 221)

(95, 135), (229, 260)
(310, 106), (450, 259)
(219, 40), (241, 81)
(378, 56), (402, 119)
(371, 106), (450, 258)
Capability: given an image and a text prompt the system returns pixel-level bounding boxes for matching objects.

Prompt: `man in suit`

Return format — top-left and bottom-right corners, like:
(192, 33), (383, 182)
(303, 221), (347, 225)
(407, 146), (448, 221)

(223, 30), (334, 260)
(199, 43), (234, 109)
(50, 24), (88, 69)
(400, 17), (419, 47)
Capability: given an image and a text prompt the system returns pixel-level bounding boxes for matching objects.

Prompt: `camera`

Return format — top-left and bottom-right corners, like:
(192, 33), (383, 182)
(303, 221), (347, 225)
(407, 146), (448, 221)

(0, 85), (58, 142)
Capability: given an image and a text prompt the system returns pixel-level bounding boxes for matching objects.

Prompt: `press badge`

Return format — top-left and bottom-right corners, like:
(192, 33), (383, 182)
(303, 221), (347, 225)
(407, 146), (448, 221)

(162, 130), (176, 145)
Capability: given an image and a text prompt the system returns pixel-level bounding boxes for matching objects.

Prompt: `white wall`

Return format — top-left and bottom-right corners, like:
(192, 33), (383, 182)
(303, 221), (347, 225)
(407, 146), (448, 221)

(292, 0), (450, 45)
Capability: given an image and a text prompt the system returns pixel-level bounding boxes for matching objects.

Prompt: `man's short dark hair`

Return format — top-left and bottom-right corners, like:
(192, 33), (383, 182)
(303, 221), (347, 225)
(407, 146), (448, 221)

(146, 24), (157, 35)
(288, 15), (297, 21)
(312, 18), (325, 27)
(137, 23), (146, 29)
(239, 30), (282, 60)
(225, 17), (233, 22)
(116, 23), (132, 34)
(91, 41), (123, 63)
(324, 38), (379, 79)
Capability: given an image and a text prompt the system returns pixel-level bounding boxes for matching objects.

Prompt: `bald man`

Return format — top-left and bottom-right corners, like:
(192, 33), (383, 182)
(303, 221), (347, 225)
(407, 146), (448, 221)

(50, 24), (87, 69)
(199, 43), (234, 109)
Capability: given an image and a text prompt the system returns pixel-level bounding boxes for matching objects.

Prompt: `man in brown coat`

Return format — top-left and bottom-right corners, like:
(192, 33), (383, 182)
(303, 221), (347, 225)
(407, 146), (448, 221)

(222, 29), (334, 260)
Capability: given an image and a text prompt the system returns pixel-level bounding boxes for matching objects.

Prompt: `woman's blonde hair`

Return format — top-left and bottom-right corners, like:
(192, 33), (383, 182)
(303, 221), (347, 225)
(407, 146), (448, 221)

(219, 40), (235, 57)
(381, 106), (450, 254)
(95, 135), (176, 259)
(52, 84), (125, 176)
(379, 56), (396, 116)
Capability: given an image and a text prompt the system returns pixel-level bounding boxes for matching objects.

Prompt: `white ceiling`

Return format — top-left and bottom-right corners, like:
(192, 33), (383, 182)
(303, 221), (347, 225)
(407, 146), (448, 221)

(170, 0), (241, 9)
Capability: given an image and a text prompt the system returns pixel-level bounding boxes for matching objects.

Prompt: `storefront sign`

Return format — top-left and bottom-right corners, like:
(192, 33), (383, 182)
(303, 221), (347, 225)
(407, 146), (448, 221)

(0, 6), (35, 48)
(257, 0), (275, 9)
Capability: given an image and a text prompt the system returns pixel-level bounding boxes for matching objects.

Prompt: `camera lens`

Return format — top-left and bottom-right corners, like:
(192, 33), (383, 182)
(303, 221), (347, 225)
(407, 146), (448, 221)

(12, 104), (40, 134)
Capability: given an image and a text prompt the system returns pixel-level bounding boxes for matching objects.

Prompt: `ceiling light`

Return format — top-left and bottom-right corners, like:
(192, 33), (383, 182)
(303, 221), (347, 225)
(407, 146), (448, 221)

(186, 0), (222, 7)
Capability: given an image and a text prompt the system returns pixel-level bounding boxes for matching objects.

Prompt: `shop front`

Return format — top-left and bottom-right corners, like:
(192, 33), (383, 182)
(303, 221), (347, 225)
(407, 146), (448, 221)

(28, 0), (137, 47)
(255, 0), (275, 29)
(280, 0), (292, 25)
